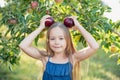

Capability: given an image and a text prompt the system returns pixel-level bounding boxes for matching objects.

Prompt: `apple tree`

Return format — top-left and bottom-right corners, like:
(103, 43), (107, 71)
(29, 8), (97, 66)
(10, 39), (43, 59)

(0, 0), (120, 69)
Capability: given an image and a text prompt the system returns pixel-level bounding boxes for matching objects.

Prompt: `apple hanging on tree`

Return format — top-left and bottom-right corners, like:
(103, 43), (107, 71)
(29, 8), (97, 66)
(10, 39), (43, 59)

(8, 18), (17, 25)
(46, 10), (50, 15)
(54, 0), (63, 4)
(110, 45), (117, 53)
(31, 1), (38, 9)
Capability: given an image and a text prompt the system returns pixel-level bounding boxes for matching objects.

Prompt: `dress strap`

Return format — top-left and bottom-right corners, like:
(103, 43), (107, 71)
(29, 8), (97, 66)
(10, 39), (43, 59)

(68, 55), (73, 65)
(68, 56), (71, 62)
(48, 56), (50, 61)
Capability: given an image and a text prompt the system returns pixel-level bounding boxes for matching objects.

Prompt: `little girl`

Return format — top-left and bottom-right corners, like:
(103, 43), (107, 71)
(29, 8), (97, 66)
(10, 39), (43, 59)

(19, 15), (99, 80)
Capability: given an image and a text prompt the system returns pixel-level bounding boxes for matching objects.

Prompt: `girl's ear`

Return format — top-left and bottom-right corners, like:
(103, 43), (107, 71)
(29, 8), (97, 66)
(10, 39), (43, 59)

(46, 38), (49, 42)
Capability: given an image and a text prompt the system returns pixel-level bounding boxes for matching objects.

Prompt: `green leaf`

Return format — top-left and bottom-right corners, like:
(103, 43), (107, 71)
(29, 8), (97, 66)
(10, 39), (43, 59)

(34, 35), (40, 46)
(26, 14), (32, 22)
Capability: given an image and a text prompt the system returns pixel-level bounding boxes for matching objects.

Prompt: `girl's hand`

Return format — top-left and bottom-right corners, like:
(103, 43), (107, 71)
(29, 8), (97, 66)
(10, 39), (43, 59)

(70, 16), (80, 26)
(68, 16), (81, 30)
(39, 15), (51, 29)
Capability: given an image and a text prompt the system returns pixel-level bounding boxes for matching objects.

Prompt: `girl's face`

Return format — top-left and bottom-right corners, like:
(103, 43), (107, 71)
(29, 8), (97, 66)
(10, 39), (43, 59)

(49, 27), (67, 54)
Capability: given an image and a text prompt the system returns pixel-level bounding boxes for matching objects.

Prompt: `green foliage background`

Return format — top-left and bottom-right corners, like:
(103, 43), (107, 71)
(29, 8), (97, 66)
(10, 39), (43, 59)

(0, 0), (120, 68)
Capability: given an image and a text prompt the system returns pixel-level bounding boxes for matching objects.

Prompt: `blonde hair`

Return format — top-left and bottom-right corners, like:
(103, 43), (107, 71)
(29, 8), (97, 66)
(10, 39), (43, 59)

(45, 22), (80, 80)
(46, 22), (76, 57)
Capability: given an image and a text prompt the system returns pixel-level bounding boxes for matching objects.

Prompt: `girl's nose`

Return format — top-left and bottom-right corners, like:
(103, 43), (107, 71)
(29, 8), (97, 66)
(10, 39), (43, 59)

(55, 39), (59, 45)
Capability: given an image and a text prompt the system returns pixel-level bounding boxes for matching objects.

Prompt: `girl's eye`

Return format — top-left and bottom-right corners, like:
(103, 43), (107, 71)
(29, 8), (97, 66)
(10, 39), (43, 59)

(50, 38), (55, 40)
(60, 38), (64, 40)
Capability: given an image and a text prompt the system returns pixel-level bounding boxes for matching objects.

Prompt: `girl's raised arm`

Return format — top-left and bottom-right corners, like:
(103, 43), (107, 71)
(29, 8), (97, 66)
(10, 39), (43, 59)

(72, 16), (99, 62)
(19, 15), (50, 60)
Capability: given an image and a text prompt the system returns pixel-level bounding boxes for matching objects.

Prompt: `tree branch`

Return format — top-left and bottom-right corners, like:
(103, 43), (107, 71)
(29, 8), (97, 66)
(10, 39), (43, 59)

(112, 29), (120, 37)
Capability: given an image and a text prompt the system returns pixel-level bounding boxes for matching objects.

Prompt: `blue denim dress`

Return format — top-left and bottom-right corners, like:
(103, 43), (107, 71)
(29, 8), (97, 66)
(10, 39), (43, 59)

(43, 57), (73, 80)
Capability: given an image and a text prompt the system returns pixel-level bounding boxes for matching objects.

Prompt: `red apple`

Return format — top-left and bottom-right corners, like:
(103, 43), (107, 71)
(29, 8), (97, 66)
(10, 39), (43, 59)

(55, 0), (63, 4)
(46, 10), (50, 15)
(110, 45), (117, 53)
(31, 1), (38, 9)
(8, 18), (17, 25)
(27, 8), (33, 13)
(64, 18), (74, 28)
(45, 17), (55, 27)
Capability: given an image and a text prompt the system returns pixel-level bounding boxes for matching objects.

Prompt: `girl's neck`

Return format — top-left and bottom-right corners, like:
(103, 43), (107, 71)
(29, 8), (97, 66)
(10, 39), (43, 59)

(53, 53), (67, 59)
(50, 53), (69, 63)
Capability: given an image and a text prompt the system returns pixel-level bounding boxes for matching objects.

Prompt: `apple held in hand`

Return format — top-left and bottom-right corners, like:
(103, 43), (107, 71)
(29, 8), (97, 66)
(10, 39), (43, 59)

(31, 1), (38, 9)
(64, 18), (74, 28)
(45, 17), (55, 27)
